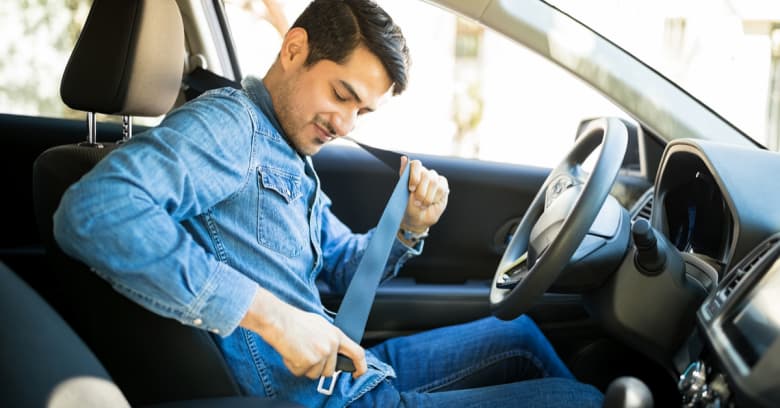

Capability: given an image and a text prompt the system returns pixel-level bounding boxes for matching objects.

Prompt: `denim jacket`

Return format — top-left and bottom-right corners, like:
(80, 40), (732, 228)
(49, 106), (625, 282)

(53, 76), (421, 407)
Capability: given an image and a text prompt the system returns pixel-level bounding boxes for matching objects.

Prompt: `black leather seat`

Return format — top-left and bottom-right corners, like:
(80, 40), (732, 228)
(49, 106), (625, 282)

(31, 1), (297, 406)
(0, 260), (120, 407)
(0, 261), (301, 408)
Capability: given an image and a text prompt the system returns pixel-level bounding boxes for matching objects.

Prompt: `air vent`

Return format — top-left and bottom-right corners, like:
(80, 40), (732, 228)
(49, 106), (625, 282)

(742, 241), (777, 274)
(631, 190), (653, 223)
(723, 271), (745, 299)
(722, 237), (780, 299)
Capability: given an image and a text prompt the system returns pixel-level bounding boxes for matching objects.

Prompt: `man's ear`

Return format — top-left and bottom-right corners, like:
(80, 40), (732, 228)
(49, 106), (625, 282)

(279, 27), (309, 72)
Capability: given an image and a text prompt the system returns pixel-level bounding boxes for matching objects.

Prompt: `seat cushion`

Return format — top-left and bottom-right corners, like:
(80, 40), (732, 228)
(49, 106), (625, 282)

(0, 261), (121, 407)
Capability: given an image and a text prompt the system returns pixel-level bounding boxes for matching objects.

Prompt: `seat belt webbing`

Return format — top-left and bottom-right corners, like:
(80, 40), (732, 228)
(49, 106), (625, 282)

(333, 141), (408, 373)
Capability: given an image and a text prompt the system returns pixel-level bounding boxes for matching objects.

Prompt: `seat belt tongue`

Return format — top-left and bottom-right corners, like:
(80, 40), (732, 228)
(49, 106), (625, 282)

(317, 371), (341, 396)
(316, 354), (355, 395)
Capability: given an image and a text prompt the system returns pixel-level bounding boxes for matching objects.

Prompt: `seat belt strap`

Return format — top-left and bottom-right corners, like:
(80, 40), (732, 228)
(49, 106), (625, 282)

(333, 140), (408, 372)
(318, 141), (409, 395)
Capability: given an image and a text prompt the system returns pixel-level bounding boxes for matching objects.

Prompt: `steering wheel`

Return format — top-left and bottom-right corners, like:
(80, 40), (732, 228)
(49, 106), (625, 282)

(490, 117), (628, 320)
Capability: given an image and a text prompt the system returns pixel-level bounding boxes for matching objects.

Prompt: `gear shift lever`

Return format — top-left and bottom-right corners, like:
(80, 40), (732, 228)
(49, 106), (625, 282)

(603, 376), (654, 408)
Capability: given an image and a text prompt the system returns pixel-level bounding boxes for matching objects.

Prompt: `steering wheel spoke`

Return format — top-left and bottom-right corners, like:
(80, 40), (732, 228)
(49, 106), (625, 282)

(496, 252), (529, 289)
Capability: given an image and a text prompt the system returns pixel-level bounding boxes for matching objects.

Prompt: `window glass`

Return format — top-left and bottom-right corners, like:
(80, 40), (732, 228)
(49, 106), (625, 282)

(224, 0), (628, 168)
(549, 0), (780, 151)
(0, 1), (87, 120)
(0, 1), (160, 126)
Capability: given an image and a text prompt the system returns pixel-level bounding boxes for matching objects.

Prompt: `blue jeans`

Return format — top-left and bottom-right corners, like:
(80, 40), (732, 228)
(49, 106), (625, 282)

(351, 316), (603, 407)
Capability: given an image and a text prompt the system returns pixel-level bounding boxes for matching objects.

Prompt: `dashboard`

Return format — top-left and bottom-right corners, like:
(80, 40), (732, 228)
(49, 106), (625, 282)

(651, 139), (780, 407)
(697, 234), (780, 407)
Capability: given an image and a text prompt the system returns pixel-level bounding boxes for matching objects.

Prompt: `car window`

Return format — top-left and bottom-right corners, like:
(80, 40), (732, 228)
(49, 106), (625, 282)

(549, 0), (780, 152)
(223, 0), (629, 168)
(0, 1), (160, 126)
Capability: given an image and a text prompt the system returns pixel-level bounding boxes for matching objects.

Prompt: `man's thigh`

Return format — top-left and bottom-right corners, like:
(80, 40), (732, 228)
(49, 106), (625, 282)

(351, 377), (603, 408)
(367, 315), (573, 393)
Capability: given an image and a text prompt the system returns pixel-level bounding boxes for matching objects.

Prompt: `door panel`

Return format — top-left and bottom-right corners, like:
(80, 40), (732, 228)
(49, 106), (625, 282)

(314, 144), (549, 284)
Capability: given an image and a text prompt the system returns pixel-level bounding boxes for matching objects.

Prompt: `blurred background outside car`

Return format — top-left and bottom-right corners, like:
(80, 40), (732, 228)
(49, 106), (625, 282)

(2, 0), (779, 166)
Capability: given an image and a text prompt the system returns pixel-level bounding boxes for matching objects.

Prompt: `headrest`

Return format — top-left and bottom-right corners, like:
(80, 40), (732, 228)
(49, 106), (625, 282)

(60, 0), (184, 116)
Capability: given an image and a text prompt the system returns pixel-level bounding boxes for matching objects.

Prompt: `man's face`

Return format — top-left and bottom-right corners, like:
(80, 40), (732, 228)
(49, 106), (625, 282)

(273, 43), (394, 156)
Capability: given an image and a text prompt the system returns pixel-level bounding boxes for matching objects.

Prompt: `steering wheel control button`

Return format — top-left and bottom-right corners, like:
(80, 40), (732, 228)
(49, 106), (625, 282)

(496, 253), (529, 290)
(546, 175), (574, 207)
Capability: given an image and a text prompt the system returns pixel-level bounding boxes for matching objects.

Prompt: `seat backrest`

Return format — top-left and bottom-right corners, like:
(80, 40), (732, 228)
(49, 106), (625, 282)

(0, 261), (131, 408)
(32, 0), (242, 405)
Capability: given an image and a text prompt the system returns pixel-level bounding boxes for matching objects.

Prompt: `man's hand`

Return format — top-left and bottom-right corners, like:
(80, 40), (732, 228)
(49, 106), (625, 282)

(399, 156), (449, 236)
(240, 287), (368, 380)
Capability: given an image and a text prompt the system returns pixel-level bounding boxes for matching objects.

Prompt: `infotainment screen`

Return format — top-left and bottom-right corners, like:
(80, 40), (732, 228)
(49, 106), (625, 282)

(722, 257), (780, 367)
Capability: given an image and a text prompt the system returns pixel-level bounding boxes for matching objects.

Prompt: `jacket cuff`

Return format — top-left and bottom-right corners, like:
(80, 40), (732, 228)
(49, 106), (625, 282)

(184, 261), (259, 336)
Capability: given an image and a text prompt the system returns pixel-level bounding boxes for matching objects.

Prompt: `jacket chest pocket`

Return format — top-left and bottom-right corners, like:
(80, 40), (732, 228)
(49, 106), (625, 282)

(257, 166), (308, 257)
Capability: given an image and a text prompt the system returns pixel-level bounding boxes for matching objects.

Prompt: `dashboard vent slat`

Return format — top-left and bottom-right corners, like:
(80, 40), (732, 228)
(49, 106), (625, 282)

(631, 191), (654, 223)
(722, 237), (780, 299)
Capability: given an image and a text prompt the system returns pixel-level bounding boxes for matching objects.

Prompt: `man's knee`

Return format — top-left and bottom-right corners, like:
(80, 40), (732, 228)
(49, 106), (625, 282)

(493, 315), (548, 349)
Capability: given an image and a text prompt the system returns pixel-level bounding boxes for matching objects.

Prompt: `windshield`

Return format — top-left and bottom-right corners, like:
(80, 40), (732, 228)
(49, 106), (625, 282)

(549, 0), (780, 151)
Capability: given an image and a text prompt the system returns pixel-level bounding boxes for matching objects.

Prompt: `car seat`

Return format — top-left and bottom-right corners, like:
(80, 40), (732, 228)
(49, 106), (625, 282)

(31, 1), (293, 406)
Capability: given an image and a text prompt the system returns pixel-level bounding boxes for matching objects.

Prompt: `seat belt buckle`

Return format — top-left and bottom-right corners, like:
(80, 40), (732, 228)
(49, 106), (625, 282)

(317, 371), (342, 396)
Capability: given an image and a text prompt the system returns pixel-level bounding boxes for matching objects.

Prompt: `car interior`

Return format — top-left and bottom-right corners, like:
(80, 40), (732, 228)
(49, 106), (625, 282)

(2, 0), (780, 407)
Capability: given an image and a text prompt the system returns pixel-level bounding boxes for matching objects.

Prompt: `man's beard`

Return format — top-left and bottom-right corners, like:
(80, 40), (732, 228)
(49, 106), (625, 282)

(272, 81), (310, 154)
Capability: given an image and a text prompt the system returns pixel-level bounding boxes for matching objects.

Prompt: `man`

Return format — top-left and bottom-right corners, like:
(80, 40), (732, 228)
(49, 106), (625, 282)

(54, 0), (602, 406)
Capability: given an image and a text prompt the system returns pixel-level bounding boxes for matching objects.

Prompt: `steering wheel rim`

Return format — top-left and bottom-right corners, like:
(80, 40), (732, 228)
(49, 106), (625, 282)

(490, 117), (628, 320)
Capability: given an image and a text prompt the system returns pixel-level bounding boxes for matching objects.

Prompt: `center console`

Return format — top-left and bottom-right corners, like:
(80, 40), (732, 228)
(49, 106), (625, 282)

(683, 234), (780, 407)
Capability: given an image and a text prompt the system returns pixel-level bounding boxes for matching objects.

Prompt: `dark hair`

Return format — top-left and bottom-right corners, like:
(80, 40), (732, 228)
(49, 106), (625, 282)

(291, 0), (410, 95)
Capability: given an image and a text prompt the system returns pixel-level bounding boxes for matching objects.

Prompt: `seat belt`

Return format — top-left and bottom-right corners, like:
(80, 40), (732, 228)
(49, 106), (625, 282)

(316, 140), (410, 395)
(181, 70), (411, 396)
(182, 67), (241, 101)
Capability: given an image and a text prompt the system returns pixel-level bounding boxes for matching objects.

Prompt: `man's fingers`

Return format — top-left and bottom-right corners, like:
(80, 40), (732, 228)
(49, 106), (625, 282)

(411, 170), (448, 209)
(431, 174), (449, 206)
(322, 348), (338, 378)
(399, 156), (408, 177)
(408, 159), (423, 192)
(337, 332), (367, 378)
(304, 360), (326, 380)
(421, 170), (440, 206)
(283, 357), (307, 377)
(413, 169), (431, 206)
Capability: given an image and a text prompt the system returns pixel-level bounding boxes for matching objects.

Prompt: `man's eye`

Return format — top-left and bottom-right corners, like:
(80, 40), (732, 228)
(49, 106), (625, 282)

(333, 89), (347, 102)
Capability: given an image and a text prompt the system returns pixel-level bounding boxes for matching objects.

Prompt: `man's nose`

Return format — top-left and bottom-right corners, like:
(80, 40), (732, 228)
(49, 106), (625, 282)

(332, 108), (358, 137)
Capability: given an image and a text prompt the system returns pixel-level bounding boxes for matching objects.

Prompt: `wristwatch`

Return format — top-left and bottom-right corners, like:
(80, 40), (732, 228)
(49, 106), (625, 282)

(399, 227), (429, 245)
